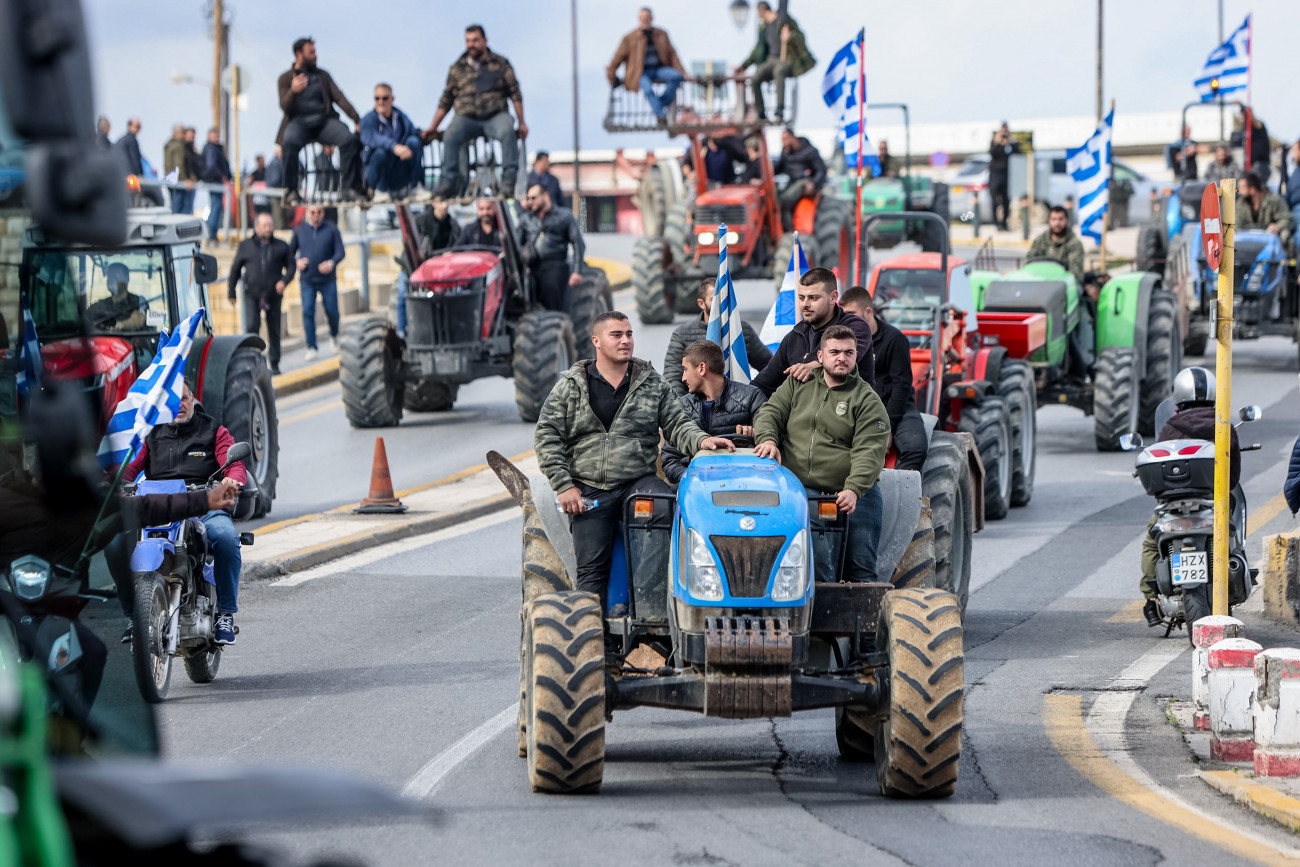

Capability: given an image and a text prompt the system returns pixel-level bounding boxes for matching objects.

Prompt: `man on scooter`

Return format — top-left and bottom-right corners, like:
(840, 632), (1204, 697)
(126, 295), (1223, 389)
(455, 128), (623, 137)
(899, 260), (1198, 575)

(1140, 367), (1239, 626)
(119, 380), (246, 645)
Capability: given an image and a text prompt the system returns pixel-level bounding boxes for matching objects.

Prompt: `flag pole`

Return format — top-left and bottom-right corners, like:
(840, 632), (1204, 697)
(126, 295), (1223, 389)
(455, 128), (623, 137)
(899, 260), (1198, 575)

(853, 27), (865, 286)
(1244, 15), (1252, 173)
(1099, 99), (1114, 273)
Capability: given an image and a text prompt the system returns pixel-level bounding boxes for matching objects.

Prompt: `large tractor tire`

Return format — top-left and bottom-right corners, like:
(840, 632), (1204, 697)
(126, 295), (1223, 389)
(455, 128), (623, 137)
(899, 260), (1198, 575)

(874, 588), (964, 799)
(131, 573), (172, 704)
(997, 360), (1037, 508)
(663, 199), (691, 267)
(889, 503), (935, 590)
(812, 197), (851, 277)
(1134, 226), (1166, 273)
(1092, 346), (1137, 452)
(340, 317), (404, 428)
(403, 377), (457, 412)
(518, 616), (532, 758)
(1138, 291), (1180, 436)
(525, 591), (606, 793)
(957, 396), (1012, 522)
(221, 346), (279, 517)
(632, 236), (672, 324)
(836, 683), (877, 761)
(513, 311), (577, 423)
(569, 270), (611, 359)
(921, 432), (974, 609)
(1184, 329), (1209, 357)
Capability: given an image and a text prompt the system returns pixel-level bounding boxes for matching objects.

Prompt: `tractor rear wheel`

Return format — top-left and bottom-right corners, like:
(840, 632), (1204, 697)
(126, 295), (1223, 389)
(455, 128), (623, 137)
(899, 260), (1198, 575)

(221, 346), (279, 517)
(874, 588), (964, 798)
(812, 197), (851, 276)
(1138, 291), (1180, 436)
(632, 237), (672, 324)
(997, 360), (1037, 508)
(921, 432), (973, 609)
(641, 161), (679, 238)
(1134, 226), (1166, 273)
(569, 269), (610, 359)
(525, 591), (606, 793)
(663, 199), (691, 267)
(340, 317), (404, 428)
(403, 377), (457, 412)
(513, 311), (576, 423)
(1092, 346), (1137, 451)
(958, 396), (1012, 521)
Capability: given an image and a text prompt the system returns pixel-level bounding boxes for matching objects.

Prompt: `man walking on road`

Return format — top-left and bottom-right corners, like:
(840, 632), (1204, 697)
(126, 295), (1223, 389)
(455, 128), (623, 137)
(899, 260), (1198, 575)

(201, 127), (233, 243)
(277, 38), (367, 206)
(663, 278), (771, 396)
(289, 204), (345, 361)
(535, 311), (734, 612)
(736, 1), (815, 122)
(753, 325), (890, 581)
(229, 213), (296, 375)
(661, 340), (766, 483)
(988, 123), (1019, 231)
(360, 82), (425, 203)
(607, 7), (689, 125)
(519, 183), (585, 312)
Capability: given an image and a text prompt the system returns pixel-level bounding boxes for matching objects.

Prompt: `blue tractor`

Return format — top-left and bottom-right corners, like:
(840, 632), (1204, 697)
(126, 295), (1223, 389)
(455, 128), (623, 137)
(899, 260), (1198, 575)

(488, 440), (976, 799)
(1185, 225), (1297, 361)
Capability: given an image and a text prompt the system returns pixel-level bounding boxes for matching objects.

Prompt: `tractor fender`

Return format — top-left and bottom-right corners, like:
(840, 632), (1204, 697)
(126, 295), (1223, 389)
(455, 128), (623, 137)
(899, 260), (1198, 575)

(969, 270), (998, 310)
(874, 468), (923, 583)
(188, 333), (267, 415)
(970, 345), (1007, 389)
(1097, 272), (1160, 376)
(130, 538), (174, 575)
(924, 428), (985, 535)
(793, 196), (818, 237)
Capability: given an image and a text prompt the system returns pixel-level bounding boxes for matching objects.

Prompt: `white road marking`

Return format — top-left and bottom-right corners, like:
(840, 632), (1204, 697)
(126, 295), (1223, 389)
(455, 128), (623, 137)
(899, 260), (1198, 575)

(271, 509), (518, 587)
(403, 703), (518, 799)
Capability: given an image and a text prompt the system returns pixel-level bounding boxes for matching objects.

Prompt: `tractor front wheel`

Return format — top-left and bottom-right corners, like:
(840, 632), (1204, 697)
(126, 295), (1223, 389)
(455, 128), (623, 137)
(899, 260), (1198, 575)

(632, 237), (672, 324)
(513, 311), (576, 423)
(1092, 346), (1137, 451)
(997, 360), (1037, 508)
(958, 396), (1012, 522)
(921, 431), (974, 610)
(339, 317), (404, 428)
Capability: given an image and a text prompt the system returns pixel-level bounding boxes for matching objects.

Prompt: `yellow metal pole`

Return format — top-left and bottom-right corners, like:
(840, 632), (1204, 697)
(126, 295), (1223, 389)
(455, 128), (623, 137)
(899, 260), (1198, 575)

(1212, 178), (1235, 616)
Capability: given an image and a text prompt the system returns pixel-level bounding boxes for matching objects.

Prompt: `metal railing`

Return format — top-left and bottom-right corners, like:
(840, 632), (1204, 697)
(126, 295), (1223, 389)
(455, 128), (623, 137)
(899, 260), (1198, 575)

(603, 73), (798, 135)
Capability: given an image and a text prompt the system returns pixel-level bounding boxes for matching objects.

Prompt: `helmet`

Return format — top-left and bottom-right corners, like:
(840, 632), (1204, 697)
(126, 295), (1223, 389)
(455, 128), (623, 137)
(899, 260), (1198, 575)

(1172, 366), (1215, 408)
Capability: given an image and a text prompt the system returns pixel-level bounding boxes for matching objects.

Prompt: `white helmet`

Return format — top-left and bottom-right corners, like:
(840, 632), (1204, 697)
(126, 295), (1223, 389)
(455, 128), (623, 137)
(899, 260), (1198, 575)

(1172, 366), (1215, 408)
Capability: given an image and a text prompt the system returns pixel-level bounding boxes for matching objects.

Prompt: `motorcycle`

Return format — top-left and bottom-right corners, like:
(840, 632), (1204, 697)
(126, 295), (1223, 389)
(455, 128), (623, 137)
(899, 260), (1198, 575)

(123, 441), (256, 703)
(1121, 403), (1263, 643)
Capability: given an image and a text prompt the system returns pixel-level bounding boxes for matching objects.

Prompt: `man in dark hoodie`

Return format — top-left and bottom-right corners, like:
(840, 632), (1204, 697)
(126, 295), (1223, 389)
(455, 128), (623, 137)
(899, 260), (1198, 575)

(774, 127), (825, 230)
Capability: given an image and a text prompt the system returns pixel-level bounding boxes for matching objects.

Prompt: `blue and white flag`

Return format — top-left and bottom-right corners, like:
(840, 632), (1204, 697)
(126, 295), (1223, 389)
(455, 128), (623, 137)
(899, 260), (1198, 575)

(1196, 15), (1250, 102)
(761, 233), (807, 350)
(15, 290), (43, 395)
(1066, 109), (1113, 244)
(821, 30), (880, 175)
(97, 308), (204, 468)
(705, 224), (751, 384)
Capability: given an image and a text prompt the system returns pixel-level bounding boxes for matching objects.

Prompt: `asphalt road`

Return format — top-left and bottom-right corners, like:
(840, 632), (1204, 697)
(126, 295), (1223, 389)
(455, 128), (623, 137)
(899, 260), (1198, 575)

(157, 315), (1300, 863)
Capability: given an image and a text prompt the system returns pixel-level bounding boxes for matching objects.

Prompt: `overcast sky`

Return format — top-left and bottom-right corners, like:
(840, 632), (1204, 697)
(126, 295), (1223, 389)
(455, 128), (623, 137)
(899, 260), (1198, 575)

(84, 0), (1298, 172)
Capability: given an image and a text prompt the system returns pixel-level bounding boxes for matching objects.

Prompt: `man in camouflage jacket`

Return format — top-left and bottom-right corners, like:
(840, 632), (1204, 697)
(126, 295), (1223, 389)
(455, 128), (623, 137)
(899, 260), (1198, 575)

(1238, 170), (1295, 248)
(535, 312), (735, 610)
(1028, 205), (1086, 286)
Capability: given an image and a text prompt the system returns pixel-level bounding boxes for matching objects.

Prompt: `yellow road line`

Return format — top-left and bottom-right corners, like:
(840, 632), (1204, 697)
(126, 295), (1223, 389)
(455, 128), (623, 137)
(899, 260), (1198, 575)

(280, 400), (343, 425)
(1202, 770), (1300, 832)
(1106, 599), (1145, 623)
(1250, 493), (1291, 538)
(1043, 694), (1294, 865)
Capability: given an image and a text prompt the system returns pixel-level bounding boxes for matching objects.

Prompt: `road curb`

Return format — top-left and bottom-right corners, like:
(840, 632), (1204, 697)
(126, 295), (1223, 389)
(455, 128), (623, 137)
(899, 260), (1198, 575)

(587, 255), (632, 291)
(273, 357), (340, 399)
(1200, 769), (1300, 832)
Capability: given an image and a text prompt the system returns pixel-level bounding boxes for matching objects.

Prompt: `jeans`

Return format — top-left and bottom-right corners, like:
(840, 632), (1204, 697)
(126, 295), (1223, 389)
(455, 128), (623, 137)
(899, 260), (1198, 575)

(751, 59), (793, 119)
(438, 112), (519, 198)
(808, 483), (883, 582)
(281, 117), (363, 195)
(396, 271), (408, 337)
(570, 474), (671, 612)
(1291, 205), (1300, 230)
(892, 406), (929, 473)
(364, 136), (424, 192)
(205, 189), (225, 239)
(242, 291), (283, 368)
(105, 509), (242, 616)
(638, 66), (684, 118)
(171, 187), (195, 215)
(300, 280), (340, 350)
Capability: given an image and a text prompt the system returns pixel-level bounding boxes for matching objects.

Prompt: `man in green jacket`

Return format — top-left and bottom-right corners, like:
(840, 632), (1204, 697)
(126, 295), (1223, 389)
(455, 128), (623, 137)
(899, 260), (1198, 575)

(535, 311), (735, 609)
(753, 325), (890, 581)
(735, 1), (815, 122)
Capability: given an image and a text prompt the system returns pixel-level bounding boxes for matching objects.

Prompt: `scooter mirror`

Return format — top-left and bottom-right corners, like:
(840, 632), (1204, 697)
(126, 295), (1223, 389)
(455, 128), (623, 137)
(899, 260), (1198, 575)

(1119, 433), (1142, 451)
(1238, 405), (1262, 422)
(221, 442), (252, 469)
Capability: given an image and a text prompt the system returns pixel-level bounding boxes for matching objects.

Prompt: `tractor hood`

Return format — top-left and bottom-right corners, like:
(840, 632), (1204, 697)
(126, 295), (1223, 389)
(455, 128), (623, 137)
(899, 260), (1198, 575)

(411, 250), (500, 287)
(677, 453), (808, 554)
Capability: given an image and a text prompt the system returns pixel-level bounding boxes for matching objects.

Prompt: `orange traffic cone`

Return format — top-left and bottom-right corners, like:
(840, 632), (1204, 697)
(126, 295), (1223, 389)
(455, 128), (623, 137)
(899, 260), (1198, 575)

(355, 437), (408, 514)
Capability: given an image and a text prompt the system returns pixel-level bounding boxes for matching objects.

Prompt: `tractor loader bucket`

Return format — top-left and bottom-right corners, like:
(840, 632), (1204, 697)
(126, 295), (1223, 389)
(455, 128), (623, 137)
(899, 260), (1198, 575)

(874, 468), (924, 583)
(487, 451), (574, 604)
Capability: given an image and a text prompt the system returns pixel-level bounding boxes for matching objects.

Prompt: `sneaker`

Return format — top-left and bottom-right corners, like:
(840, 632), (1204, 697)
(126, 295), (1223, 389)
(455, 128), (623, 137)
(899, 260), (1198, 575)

(1142, 599), (1160, 627)
(120, 622), (133, 644)
(282, 190), (303, 208)
(372, 190), (392, 204)
(304, 347), (318, 362)
(408, 187), (433, 203)
(271, 364), (282, 376)
(215, 614), (236, 645)
(328, 336), (339, 353)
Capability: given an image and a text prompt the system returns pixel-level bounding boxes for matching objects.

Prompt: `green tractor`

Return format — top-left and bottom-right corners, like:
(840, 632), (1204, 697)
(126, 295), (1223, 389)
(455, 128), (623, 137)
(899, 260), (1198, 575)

(970, 260), (1181, 450)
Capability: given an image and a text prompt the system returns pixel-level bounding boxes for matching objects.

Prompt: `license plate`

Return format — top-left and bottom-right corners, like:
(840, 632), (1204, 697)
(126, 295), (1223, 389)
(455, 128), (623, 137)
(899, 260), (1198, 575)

(1171, 551), (1208, 585)
(952, 185), (966, 194)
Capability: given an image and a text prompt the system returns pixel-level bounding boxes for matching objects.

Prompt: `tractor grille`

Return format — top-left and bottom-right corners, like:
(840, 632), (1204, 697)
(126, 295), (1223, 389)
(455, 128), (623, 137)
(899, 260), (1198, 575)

(695, 204), (747, 228)
(710, 535), (784, 598)
(406, 282), (485, 347)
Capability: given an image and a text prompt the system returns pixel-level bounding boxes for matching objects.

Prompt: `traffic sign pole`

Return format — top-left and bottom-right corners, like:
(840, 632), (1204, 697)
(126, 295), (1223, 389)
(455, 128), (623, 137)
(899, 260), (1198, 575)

(1212, 178), (1235, 617)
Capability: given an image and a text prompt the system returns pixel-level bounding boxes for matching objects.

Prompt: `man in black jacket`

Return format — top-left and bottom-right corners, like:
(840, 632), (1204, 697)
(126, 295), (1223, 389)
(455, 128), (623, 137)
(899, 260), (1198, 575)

(663, 278), (771, 397)
(841, 287), (926, 471)
(201, 127), (233, 243)
(775, 127), (825, 230)
(752, 267), (874, 396)
(276, 38), (365, 206)
(519, 183), (586, 312)
(454, 199), (504, 249)
(662, 340), (766, 483)
(114, 117), (144, 176)
(228, 213), (296, 374)
(988, 123), (1020, 231)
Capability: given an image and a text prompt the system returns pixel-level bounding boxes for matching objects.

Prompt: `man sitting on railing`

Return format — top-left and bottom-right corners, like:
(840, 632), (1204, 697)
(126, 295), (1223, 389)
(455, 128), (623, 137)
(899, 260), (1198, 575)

(276, 37), (367, 206)
(424, 24), (526, 199)
(360, 82), (426, 203)
(606, 7), (689, 127)
(735, 1), (815, 123)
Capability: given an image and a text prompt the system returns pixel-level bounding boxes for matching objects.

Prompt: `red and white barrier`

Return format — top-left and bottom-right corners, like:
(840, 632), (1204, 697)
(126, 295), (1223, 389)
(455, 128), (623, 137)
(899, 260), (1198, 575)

(1192, 616), (1245, 731)
(1207, 638), (1263, 762)
(1253, 648), (1300, 777)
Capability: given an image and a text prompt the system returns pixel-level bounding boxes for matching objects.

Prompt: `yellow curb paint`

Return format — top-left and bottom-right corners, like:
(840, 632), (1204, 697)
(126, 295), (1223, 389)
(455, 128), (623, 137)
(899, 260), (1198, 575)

(1250, 493), (1292, 538)
(272, 357), (341, 392)
(1105, 599), (1145, 623)
(280, 400), (343, 425)
(1043, 693), (1294, 865)
(1201, 770), (1300, 832)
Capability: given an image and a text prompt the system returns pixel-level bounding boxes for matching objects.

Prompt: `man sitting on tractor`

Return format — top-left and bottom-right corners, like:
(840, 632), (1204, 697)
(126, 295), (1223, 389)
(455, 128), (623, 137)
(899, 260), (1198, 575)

(1030, 205), (1094, 379)
(753, 325), (890, 581)
(86, 263), (148, 332)
(774, 127), (825, 231)
(454, 199), (504, 249)
(663, 278), (771, 397)
(661, 340), (767, 483)
(1238, 170), (1294, 247)
(840, 287), (928, 472)
(752, 267), (874, 396)
(535, 312), (735, 614)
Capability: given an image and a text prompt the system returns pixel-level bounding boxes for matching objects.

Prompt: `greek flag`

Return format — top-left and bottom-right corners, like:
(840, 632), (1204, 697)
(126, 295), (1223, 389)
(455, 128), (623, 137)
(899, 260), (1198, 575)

(15, 290), (43, 395)
(761, 233), (807, 350)
(1196, 16), (1250, 102)
(704, 224), (750, 383)
(97, 308), (205, 468)
(1066, 108), (1113, 244)
(821, 30), (880, 175)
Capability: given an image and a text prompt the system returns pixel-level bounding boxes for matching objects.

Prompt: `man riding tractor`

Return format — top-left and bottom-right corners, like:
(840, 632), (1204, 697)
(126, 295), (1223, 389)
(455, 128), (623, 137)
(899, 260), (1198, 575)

(1029, 205), (1095, 382)
(86, 263), (148, 332)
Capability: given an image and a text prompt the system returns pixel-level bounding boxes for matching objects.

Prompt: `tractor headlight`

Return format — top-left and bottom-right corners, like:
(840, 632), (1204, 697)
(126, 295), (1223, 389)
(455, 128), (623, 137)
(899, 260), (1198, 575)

(724, 231), (739, 245)
(697, 231), (716, 246)
(687, 529), (724, 601)
(770, 535), (809, 602)
(9, 556), (50, 601)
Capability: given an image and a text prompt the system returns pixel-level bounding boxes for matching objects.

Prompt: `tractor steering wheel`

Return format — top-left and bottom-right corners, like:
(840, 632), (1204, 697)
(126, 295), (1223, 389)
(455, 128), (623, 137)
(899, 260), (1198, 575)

(712, 432), (757, 449)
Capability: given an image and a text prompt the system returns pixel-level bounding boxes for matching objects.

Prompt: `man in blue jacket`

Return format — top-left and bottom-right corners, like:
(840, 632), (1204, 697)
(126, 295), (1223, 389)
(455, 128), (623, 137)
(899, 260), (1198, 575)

(289, 204), (346, 360)
(201, 127), (233, 243)
(360, 83), (425, 202)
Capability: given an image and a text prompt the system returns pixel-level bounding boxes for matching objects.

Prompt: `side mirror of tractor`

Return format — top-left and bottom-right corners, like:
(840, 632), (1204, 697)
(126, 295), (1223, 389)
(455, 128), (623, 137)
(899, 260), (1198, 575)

(1119, 433), (1143, 451)
(1238, 405), (1262, 423)
(193, 254), (220, 285)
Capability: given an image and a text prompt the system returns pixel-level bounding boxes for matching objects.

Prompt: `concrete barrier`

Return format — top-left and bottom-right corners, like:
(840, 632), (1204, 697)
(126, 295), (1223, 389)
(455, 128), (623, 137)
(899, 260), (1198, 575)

(1208, 637), (1263, 761)
(1253, 647), (1300, 776)
(1262, 533), (1300, 627)
(1192, 616), (1245, 731)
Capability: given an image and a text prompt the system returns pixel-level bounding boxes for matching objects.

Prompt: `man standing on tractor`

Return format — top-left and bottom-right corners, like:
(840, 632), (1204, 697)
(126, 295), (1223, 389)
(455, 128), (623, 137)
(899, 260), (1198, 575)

(534, 311), (736, 613)
(663, 278), (771, 397)
(1238, 171), (1294, 245)
(735, 1), (815, 123)
(753, 325), (890, 581)
(454, 199), (504, 249)
(752, 267), (874, 396)
(875, 141), (894, 179)
(229, 213), (296, 375)
(1029, 205), (1086, 286)
(519, 183), (586, 312)
(774, 127), (825, 230)
(425, 24), (527, 199)
(606, 7), (689, 126)
(661, 340), (767, 483)
(359, 82), (425, 203)
(840, 287), (927, 472)
(276, 38), (367, 206)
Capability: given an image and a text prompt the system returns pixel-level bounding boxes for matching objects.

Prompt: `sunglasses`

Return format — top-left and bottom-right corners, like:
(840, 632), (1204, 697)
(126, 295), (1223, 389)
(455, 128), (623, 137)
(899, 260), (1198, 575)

(374, 95), (392, 102)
